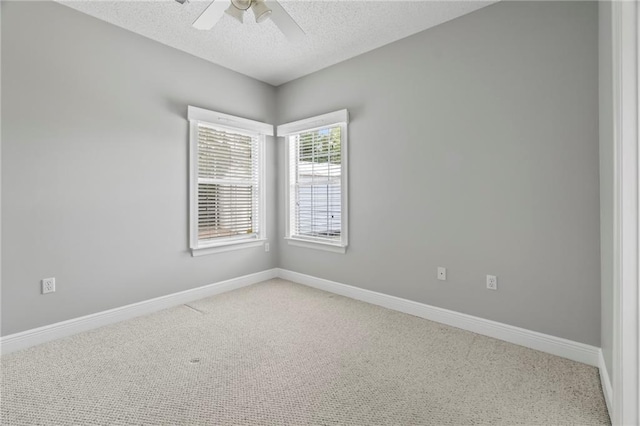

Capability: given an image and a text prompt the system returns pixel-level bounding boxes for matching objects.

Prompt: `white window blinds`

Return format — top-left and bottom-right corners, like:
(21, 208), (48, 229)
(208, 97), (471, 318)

(289, 126), (342, 243)
(196, 124), (260, 244)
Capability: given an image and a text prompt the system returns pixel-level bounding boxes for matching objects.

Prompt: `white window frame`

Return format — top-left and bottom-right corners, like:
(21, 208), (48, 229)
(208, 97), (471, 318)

(188, 106), (273, 256)
(277, 109), (349, 254)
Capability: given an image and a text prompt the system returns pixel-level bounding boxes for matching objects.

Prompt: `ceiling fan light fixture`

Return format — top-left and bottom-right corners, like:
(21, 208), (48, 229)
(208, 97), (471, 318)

(230, 0), (252, 10)
(225, 4), (245, 23)
(251, 0), (272, 23)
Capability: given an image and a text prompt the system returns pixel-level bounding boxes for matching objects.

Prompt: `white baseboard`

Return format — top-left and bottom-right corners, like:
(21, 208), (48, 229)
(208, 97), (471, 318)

(598, 349), (613, 419)
(0, 267), (603, 370)
(0, 269), (278, 355)
(277, 268), (601, 367)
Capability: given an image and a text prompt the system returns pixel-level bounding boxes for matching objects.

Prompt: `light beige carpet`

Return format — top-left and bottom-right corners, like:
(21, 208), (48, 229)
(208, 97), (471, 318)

(1, 279), (609, 425)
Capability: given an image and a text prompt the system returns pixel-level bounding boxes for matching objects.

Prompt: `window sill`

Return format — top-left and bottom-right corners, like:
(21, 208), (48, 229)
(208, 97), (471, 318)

(285, 238), (347, 254)
(191, 239), (266, 257)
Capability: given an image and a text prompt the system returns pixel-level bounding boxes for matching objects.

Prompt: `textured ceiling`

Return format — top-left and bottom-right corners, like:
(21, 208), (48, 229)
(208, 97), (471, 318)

(59, 0), (496, 86)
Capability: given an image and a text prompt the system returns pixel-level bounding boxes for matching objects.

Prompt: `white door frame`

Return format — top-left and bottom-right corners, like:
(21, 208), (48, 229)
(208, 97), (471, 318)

(612, 1), (639, 425)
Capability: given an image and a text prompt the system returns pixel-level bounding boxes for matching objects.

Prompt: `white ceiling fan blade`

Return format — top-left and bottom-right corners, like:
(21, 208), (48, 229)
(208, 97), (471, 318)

(193, 0), (231, 30)
(265, 1), (305, 42)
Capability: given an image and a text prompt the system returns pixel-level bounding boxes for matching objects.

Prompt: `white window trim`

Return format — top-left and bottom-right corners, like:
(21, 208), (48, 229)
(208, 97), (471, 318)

(188, 106), (274, 136)
(284, 238), (346, 254)
(277, 109), (349, 253)
(188, 106), (272, 256)
(191, 239), (267, 256)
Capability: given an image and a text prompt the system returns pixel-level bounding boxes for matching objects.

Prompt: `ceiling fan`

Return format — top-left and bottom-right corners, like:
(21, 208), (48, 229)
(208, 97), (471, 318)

(176, 0), (305, 42)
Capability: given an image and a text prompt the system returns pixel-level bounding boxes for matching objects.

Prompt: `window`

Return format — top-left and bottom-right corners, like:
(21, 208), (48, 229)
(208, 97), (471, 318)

(277, 110), (348, 253)
(188, 106), (273, 256)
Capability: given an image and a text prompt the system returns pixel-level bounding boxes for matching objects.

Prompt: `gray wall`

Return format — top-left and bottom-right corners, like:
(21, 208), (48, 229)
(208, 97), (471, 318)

(2, 1), (603, 348)
(1, 1), (278, 335)
(598, 0), (614, 376)
(276, 1), (601, 346)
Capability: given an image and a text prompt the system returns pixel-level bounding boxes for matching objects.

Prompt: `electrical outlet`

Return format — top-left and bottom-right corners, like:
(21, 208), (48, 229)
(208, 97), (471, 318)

(264, 243), (270, 252)
(42, 277), (56, 294)
(486, 275), (497, 290)
(437, 267), (446, 281)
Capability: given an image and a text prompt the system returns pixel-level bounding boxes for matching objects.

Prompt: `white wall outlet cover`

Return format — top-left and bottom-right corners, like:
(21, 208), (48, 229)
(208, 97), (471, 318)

(437, 267), (446, 281)
(486, 275), (497, 290)
(264, 243), (270, 252)
(42, 277), (56, 294)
